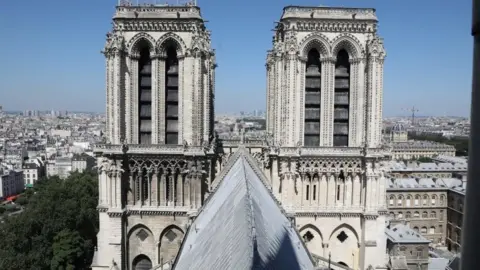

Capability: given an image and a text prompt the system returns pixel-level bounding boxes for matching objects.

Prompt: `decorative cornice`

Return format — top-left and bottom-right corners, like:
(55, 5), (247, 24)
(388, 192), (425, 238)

(320, 57), (336, 63)
(126, 209), (189, 216)
(294, 212), (363, 218)
(295, 21), (376, 33)
(115, 21), (201, 32)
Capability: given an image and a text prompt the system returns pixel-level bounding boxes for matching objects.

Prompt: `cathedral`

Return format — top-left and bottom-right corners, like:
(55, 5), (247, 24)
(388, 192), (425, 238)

(91, 3), (388, 270)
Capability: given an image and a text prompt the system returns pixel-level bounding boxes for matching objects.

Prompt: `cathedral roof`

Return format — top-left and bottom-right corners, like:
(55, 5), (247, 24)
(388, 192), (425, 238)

(173, 148), (315, 270)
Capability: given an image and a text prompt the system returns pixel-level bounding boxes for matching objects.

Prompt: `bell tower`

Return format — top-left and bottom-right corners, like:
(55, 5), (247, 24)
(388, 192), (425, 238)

(92, 2), (217, 269)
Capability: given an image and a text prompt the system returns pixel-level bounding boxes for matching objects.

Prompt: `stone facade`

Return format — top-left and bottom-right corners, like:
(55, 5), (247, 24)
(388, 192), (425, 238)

(93, 4), (392, 270)
(92, 4), (216, 270)
(263, 6), (388, 270)
(446, 186), (465, 253)
(386, 223), (430, 270)
(386, 188), (448, 245)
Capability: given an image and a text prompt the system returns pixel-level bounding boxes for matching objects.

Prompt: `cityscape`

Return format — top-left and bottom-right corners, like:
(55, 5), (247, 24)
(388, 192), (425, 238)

(0, 1), (476, 270)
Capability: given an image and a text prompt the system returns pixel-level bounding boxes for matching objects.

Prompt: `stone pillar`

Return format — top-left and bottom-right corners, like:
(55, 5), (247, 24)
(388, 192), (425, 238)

(151, 54), (161, 144)
(356, 58), (366, 146)
(127, 171), (134, 205)
(321, 57), (335, 146)
(274, 54), (283, 144)
(139, 171), (144, 206)
(178, 174), (184, 207)
(327, 173), (335, 207)
(348, 58), (359, 147)
(151, 169), (158, 206)
(158, 56), (166, 144)
(286, 52), (297, 146)
(147, 170), (152, 206)
(298, 56), (307, 146)
(203, 56), (210, 143)
(193, 51), (202, 146)
(184, 175), (191, 208)
(353, 173), (361, 207)
(130, 55), (140, 144)
(320, 173), (328, 207)
(105, 54), (113, 141)
(375, 58), (385, 146)
(168, 174), (174, 206)
(178, 55), (184, 143)
(266, 59), (275, 134)
(99, 167), (106, 206)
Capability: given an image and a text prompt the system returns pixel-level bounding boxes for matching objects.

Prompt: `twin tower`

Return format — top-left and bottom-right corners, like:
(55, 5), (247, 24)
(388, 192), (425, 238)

(93, 3), (387, 270)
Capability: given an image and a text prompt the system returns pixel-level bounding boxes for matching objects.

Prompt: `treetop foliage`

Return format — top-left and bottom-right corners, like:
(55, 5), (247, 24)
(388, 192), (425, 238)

(0, 170), (99, 270)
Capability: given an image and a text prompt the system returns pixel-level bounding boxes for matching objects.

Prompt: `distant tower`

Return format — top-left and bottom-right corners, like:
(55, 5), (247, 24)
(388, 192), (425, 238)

(92, 3), (217, 270)
(265, 6), (388, 269)
(391, 123), (408, 142)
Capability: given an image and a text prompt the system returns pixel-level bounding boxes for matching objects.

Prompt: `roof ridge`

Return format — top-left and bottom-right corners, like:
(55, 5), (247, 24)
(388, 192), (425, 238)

(241, 156), (259, 267)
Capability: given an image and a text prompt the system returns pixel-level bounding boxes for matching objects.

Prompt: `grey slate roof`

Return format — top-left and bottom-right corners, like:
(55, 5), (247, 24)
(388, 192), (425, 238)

(386, 224), (430, 244)
(174, 149), (315, 270)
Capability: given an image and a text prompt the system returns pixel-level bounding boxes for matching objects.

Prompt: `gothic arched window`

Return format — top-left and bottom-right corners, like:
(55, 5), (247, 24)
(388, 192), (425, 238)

(165, 46), (179, 144)
(304, 48), (322, 146)
(333, 49), (350, 147)
(138, 46), (153, 144)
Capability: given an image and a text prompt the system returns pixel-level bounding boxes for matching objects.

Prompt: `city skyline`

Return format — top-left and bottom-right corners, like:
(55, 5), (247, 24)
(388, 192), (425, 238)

(0, 0), (473, 116)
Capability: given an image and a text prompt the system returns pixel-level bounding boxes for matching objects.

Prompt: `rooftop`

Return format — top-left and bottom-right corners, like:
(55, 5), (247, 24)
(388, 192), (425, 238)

(386, 177), (463, 190)
(392, 140), (456, 150)
(386, 224), (430, 244)
(281, 5), (377, 21)
(174, 148), (315, 270)
(114, 3), (203, 20)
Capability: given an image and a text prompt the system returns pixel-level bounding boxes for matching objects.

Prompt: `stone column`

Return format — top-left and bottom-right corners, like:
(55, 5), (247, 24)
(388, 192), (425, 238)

(177, 174), (184, 207)
(178, 55), (184, 143)
(147, 170), (152, 206)
(193, 51), (203, 145)
(286, 52), (297, 146)
(375, 58), (385, 146)
(98, 168), (106, 206)
(327, 173), (335, 207)
(266, 60), (275, 134)
(158, 56), (166, 144)
(353, 173), (361, 207)
(321, 57), (335, 146)
(151, 169), (158, 206)
(274, 54), (283, 144)
(151, 54), (160, 144)
(203, 56), (210, 143)
(139, 170), (144, 206)
(130, 55), (140, 144)
(127, 170), (134, 205)
(168, 174), (174, 206)
(105, 53), (113, 141)
(320, 173), (328, 207)
(356, 58), (366, 147)
(298, 56), (307, 146)
(345, 173), (353, 207)
(348, 58), (359, 147)
(184, 175), (191, 208)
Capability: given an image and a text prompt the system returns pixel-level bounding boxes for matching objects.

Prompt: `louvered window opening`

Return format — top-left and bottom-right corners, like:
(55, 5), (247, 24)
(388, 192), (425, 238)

(165, 47), (179, 144)
(138, 48), (152, 144)
(304, 49), (321, 146)
(333, 49), (350, 147)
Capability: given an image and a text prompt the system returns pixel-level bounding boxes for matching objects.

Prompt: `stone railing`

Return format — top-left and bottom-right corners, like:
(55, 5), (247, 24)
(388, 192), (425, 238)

(93, 144), (207, 156)
(275, 147), (388, 157)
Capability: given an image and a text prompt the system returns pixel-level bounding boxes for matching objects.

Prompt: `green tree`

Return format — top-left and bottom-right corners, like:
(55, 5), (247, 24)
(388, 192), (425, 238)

(14, 196), (28, 206)
(51, 229), (86, 270)
(0, 171), (99, 270)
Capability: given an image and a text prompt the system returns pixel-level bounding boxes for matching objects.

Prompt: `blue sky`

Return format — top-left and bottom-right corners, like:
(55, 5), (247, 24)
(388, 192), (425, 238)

(0, 0), (474, 116)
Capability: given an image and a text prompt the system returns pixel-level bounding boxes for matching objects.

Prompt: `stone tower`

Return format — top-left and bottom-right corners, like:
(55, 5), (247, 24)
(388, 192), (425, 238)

(265, 6), (389, 270)
(92, 3), (216, 270)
